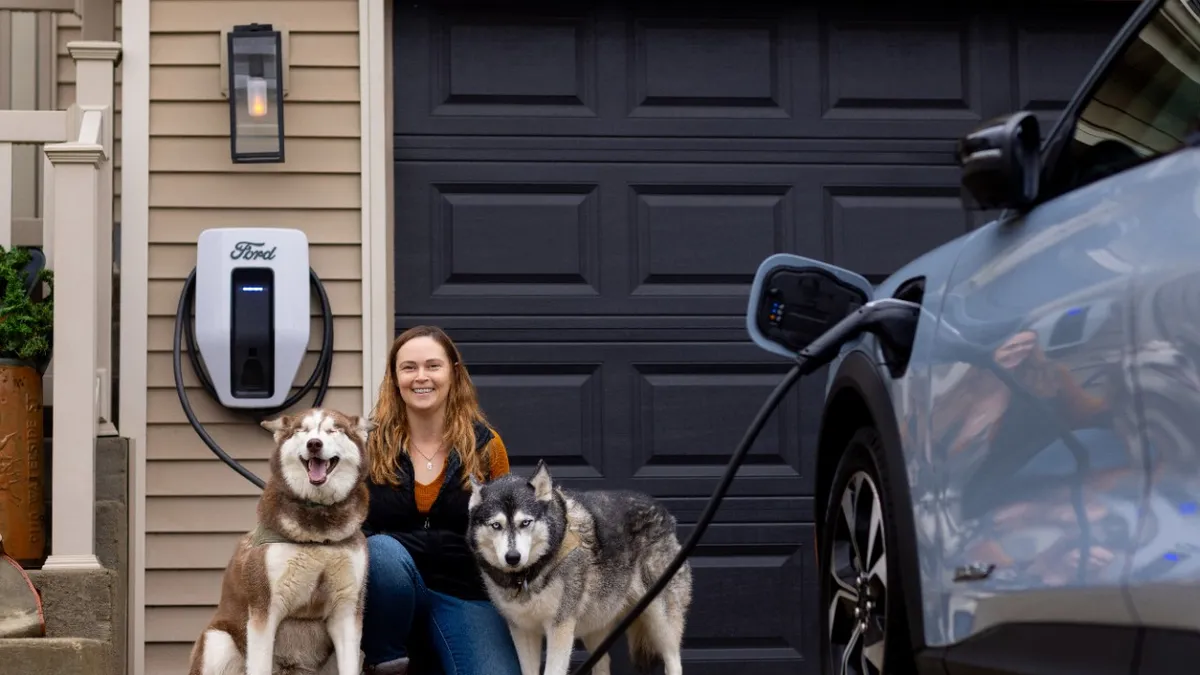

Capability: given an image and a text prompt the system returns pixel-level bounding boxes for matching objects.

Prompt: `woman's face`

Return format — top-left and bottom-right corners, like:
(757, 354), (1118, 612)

(394, 336), (454, 414)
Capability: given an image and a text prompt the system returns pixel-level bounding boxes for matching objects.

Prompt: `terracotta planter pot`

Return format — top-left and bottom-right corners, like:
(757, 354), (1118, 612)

(0, 359), (45, 566)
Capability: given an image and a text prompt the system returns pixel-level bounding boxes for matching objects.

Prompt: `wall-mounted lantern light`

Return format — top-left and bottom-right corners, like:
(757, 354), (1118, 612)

(225, 23), (286, 163)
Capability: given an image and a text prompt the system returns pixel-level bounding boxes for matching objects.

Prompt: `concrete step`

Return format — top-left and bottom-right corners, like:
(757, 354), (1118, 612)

(0, 637), (110, 675)
(11, 437), (130, 675)
(25, 568), (115, 642)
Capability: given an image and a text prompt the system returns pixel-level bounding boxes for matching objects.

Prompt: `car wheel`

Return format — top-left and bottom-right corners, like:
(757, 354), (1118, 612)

(819, 426), (914, 675)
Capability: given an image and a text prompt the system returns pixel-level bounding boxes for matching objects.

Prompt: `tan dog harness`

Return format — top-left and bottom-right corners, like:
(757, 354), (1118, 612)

(515, 528), (585, 594)
(249, 523), (293, 547)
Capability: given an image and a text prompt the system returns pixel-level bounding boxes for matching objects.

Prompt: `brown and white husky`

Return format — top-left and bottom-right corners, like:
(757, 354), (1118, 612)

(187, 408), (375, 675)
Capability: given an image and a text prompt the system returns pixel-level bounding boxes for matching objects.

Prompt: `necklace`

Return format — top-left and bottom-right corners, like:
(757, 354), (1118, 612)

(411, 443), (441, 472)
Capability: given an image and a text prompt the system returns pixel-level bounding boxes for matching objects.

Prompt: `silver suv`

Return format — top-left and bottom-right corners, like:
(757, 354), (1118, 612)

(745, 1), (1200, 673)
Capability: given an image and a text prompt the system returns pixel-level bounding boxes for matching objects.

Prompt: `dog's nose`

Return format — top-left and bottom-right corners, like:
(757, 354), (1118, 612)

(505, 551), (521, 566)
(307, 438), (323, 453)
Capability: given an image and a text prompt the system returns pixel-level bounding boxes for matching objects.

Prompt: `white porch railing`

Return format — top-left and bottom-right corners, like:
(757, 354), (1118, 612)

(0, 39), (120, 570)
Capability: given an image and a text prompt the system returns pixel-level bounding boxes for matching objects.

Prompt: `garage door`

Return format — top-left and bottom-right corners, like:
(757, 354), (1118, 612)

(393, 2), (1133, 672)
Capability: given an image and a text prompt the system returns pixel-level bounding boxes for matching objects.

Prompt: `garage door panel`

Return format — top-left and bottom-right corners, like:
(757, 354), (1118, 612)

(397, 2), (1130, 139)
(814, 4), (995, 125)
(677, 537), (814, 673)
(395, 2), (1018, 140)
(456, 340), (821, 498)
(394, 161), (965, 316)
(628, 361), (807, 486)
(426, 181), (603, 293)
(824, 184), (978, 281)
(469, 361), (607, 481)
(619, 8), (796, 123)
(422, 3), (601, 120)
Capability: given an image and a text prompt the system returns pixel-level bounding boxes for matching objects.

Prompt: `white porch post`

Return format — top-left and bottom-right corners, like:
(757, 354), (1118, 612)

(68, 40), (120, 438)
(40, 137), (105, 571)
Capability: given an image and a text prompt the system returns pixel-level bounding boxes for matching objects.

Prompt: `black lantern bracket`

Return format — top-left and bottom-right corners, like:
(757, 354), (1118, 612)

(219, 24), (290, 99)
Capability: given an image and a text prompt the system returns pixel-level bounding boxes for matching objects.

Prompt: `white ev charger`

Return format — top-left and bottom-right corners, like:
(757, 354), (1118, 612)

(175, 227), (335, 488)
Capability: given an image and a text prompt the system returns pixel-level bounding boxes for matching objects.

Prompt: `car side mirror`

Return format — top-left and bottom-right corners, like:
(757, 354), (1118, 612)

(956, 111), (1041, 211)
(746, 253), (873, 360)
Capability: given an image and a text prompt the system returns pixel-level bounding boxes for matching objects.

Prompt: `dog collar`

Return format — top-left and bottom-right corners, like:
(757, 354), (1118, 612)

(249, 519), (358, 547)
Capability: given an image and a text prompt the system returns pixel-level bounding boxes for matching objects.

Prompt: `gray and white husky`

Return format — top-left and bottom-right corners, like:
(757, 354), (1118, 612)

(467, 460), (693, 675)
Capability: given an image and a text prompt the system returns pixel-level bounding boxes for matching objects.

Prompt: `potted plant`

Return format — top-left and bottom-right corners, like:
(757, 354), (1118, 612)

(0, 244), (53, 566)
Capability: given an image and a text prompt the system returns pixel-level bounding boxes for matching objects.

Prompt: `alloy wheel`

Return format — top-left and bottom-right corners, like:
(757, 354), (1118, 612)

(827, 470), (887, 675)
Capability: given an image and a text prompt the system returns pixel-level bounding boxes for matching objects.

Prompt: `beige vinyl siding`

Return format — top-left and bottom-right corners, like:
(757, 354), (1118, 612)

(144, 1), (363, 671)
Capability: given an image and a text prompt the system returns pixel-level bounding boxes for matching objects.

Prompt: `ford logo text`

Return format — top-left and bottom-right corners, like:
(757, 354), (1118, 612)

(229, 241), (278, 261)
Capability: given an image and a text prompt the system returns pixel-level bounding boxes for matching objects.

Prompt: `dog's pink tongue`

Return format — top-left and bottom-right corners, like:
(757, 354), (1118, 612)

(307, 458), (329, 483)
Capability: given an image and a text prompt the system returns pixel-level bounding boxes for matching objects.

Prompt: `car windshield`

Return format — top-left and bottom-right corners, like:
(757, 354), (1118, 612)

(1051, 0), (1200, 193)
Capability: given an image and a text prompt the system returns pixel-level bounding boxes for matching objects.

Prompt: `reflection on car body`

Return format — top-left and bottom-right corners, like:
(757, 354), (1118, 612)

(749, 2), (1200, 674)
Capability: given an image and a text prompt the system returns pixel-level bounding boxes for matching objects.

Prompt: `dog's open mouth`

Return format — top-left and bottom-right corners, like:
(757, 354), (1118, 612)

(303, 456), (339, 485)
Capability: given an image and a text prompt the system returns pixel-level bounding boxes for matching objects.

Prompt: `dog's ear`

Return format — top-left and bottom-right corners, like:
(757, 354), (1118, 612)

(260, 414), (293, 441)
(529, 459), (553, 502)
(468, 474), (484, 511)
(349, 415), (377, 443)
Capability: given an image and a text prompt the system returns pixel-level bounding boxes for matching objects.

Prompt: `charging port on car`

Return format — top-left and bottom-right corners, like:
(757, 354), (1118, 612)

(754, 268), (869, 356)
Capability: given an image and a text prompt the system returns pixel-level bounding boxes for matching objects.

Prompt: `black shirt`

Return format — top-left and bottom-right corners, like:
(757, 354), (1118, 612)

(362, 421), (495, 600)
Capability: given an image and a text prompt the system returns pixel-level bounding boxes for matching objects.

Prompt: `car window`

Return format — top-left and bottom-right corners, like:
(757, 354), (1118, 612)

(1048, 0), (1200, 196)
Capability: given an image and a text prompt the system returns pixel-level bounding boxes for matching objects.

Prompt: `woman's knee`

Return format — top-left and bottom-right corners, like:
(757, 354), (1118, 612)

(366, 534), (422, 605)
(427, 595), (521, 675)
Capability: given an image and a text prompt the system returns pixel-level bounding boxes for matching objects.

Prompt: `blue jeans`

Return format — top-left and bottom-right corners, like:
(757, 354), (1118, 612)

(362, 534), (523, 675)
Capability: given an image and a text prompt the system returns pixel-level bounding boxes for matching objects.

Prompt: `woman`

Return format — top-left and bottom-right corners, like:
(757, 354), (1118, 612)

(932, 328), (1128, 586)
(360, 325), (522, 675)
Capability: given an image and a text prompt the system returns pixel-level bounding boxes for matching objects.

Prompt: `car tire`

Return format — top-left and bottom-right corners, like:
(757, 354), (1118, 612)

(818, 426), (915, 675)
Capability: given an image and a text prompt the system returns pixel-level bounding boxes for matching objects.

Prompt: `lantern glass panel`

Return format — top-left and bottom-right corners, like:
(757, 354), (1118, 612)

(229, 30), (283, 161)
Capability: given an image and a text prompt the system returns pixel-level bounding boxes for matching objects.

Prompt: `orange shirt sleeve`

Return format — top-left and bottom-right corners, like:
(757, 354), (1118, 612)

(488, 432), (511, 480)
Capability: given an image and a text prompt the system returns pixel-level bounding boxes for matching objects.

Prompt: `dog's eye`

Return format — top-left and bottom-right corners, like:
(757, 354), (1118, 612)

(519, 519), (532, 528)
(490, 522), (503, 530)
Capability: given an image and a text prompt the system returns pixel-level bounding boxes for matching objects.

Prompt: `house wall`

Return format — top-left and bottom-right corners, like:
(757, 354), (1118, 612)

(141, 0), (364, 670)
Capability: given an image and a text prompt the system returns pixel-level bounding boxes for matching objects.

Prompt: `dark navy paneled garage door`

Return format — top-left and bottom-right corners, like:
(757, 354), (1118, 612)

(392, 2), (1133, 672)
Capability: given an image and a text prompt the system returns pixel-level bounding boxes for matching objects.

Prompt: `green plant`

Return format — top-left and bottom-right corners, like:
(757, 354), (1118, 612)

(0, 246), (53, 368)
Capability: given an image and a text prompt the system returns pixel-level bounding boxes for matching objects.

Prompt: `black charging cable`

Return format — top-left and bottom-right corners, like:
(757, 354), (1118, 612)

(568, 361), (804, 674)
(569, 298), (922, 675)
(172, 267), (336, 489)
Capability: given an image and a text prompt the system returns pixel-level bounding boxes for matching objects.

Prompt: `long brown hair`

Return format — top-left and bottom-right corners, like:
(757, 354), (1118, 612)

(367, 325), (491, 488)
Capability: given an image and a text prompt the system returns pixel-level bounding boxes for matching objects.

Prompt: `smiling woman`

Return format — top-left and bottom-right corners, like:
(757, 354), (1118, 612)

(359, 325), (522, 675)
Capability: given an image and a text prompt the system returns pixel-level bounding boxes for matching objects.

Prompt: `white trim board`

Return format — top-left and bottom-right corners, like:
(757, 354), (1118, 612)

(118, 0), (150, 672)
(360, 0), (391, 418)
